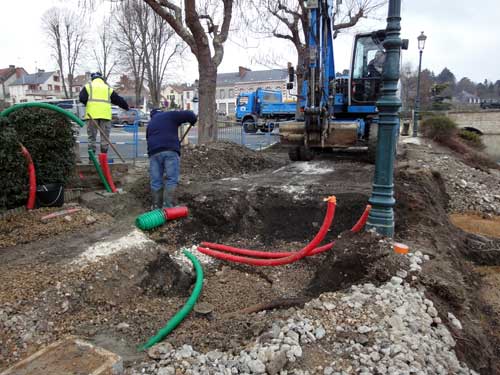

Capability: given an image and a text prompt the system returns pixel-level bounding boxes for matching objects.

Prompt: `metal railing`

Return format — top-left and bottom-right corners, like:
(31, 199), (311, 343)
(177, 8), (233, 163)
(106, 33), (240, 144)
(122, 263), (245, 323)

(77, 115), (281, 164)
(215, 119), (280, 151)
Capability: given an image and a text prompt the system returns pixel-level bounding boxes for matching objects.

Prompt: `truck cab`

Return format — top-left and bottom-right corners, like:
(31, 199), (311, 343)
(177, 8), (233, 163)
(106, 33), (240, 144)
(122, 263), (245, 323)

(236, 88), (291, 133)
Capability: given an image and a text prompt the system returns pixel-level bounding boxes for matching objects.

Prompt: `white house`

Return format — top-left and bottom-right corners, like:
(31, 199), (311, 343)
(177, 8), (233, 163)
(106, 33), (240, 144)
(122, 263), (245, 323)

(182, 84), (197, 112)
(0, 65), (27, 102)
(161, 84), (185, 109)
(9, 70), (66, 103)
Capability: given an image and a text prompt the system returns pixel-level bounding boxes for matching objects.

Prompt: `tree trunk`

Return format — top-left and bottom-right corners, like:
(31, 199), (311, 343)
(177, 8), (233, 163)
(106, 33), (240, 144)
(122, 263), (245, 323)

(134, 83), (142, 107)
(197, 61), (217, 143)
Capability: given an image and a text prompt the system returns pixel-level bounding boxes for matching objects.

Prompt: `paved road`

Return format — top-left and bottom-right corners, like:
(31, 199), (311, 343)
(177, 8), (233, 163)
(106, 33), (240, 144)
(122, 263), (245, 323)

(76, 124), (279, 161)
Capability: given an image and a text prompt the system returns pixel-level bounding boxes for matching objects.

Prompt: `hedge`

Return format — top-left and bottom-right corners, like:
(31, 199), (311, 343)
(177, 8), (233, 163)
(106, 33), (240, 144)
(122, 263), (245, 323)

(0, 108), (76, 211)
(0, 117), (28, 210)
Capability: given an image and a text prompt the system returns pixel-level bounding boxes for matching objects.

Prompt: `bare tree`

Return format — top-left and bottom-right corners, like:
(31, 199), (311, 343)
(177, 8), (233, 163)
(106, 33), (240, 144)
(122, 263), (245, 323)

(142, 0), (235, 143)
(113, 1), (184, 108)
(92, 19), (117, 81)
(43, 7), (86, 99)
(63, 11), (87, 97)
(141, 5), (185, 107)
(247, 0), (386, 115)
(113, 1), (148, 107)
(42, 8), (69, 98)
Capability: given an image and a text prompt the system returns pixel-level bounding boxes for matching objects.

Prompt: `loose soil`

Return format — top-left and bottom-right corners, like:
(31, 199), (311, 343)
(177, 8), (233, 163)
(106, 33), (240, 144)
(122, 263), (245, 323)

(0, 207), (110, 249)
(1, 141), (500, 374)
(450, 213), (500, 239)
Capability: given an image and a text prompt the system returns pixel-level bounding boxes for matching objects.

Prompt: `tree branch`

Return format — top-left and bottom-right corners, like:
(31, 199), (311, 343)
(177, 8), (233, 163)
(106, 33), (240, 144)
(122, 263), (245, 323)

(143, 0), (197, 54)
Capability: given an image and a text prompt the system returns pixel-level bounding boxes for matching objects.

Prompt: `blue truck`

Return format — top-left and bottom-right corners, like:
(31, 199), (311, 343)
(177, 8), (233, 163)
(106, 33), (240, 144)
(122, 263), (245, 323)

(236, 88), (299, 133)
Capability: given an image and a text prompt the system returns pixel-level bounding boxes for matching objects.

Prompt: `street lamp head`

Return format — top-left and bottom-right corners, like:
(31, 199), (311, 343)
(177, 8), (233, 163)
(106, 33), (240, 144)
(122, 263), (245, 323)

(417, 31), (427, 51)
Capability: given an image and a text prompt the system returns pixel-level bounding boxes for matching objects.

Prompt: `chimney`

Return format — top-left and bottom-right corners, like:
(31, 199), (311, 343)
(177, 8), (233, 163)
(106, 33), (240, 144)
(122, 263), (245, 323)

(38, 69), (45, 73)
(238, 66), (251, 77)
(9, 65), (15, 69)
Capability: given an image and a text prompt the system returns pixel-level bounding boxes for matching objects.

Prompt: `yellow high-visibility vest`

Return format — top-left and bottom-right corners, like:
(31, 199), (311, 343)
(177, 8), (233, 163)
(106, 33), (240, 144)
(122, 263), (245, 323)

(84, 78), (113, 120)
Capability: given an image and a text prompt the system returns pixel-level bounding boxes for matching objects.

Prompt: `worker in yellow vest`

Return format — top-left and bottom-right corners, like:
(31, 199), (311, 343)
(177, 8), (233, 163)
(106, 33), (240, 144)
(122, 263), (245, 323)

(79, 72), (129, 154)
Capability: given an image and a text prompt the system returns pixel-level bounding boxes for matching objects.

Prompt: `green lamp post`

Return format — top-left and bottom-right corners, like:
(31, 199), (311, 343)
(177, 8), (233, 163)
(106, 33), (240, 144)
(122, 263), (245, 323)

(366, 0), (403, 237)
(413, 31), (428, 137)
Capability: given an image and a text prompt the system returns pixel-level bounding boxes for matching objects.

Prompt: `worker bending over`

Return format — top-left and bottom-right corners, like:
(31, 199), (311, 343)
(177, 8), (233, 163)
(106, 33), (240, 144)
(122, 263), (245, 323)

(79, 72), (129, 154)
(146, 109), (197, 208)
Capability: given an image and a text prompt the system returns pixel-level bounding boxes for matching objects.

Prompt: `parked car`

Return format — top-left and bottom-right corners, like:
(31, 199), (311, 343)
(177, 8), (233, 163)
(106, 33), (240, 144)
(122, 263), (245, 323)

(41, 99), (85, 120)
(111, 106), (121, 123)
(114, 109), (149, 127)
(480, 100), (500, 109)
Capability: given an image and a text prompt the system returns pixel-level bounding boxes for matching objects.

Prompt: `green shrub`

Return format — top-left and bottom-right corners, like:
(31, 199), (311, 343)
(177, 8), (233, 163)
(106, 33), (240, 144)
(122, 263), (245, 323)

(431, 102), (452, 111)
(421, 116), (457, 141)
(0, 117), (28, 211)
(8, 108), (76, 185)
(458, 129), (485, 150)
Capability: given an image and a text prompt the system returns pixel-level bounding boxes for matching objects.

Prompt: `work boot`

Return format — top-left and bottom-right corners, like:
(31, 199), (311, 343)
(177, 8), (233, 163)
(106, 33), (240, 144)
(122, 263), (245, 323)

(151, 189), (163, 210)
(163, 187), (176, 208)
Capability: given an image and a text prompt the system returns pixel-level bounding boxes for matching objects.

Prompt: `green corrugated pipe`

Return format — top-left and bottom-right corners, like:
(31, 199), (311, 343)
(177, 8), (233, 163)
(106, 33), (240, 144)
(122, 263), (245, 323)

(139, 250), (204, 351)
(135, 209), (166, 230)
(0, 102), (85, 127)
(88, 149), (112, 192)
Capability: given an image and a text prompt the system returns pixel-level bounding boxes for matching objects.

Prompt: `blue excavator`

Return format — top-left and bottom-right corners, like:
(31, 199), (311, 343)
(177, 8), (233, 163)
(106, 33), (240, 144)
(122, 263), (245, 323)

(280, 0), (408, 161)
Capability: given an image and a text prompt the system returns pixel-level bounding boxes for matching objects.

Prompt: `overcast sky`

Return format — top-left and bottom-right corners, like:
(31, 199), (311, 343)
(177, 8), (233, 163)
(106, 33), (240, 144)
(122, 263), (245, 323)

(1, 0), (498, 84)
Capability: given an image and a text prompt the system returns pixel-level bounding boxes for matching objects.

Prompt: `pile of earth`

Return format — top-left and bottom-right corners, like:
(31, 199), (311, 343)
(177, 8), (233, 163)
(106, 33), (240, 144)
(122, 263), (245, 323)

(393, 147), (500, 374)
(181, 141), (287, 182)
(129, 141), (288, 208)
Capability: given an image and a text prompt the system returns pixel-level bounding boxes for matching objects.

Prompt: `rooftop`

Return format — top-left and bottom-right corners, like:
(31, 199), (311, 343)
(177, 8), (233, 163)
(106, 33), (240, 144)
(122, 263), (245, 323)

(217, 68), (288, 86)
(11, 71), (56, 86)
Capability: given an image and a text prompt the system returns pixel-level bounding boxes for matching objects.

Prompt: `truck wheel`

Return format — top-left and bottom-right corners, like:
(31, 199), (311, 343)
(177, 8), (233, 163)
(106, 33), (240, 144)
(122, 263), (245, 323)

(367, 123), (378, 164)
(243, 119), (257, 133)
(300, 146), (315, 161)
(261, 123), (275, 133)
(288, 147), (300, 161)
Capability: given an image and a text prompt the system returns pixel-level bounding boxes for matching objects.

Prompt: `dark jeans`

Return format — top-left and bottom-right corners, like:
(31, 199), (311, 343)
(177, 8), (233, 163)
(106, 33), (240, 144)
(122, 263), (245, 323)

(149, 151), (180, 192)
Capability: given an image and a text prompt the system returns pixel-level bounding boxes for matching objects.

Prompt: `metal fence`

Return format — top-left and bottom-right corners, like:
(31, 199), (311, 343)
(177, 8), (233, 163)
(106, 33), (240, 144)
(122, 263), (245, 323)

(215, 120), (280, 151)
(76, 117), (280, 164)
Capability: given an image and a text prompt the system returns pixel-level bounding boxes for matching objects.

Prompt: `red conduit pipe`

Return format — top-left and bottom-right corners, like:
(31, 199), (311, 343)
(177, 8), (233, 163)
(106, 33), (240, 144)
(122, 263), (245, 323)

(197, 197), (337, 266)
(98, 153), (117, 193)
(20, 144), (36, 210)
(200, 204), (372, 259)
(350, 204), (372, 233)
(200, 242), (334, 259)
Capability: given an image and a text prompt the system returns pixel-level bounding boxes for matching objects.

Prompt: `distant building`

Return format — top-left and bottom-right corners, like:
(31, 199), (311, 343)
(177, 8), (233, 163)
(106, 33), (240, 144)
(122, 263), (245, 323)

(71, 72), (92, 96)
(181, 84), (197, 112)
(0, 65), (27, 102)
(166, 67), (293, 115)
(454, 90), (480, 105)
(8, 70), (65, 103)
(161, 84), (186, 109)
(216, 67), (291, 116)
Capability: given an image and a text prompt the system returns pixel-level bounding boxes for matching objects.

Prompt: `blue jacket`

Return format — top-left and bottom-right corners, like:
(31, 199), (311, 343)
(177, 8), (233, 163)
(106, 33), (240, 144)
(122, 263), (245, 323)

(146, 110), (197, 157)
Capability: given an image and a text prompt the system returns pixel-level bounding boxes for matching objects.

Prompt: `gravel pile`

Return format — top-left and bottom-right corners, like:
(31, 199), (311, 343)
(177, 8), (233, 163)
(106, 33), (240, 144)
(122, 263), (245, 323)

(128, 252), (478, 375)
(410, 147), (500, 215)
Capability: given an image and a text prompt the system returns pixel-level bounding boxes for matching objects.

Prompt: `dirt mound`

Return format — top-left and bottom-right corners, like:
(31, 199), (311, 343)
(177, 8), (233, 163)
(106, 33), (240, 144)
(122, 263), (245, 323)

(307, 231), (409, 296)
(395, 164), (500, 374)
(181, 141), (286, 182)
(128, 141), (287, 209)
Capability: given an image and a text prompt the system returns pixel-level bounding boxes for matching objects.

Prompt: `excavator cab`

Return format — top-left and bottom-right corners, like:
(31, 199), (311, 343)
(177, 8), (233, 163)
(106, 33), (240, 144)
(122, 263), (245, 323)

(350, 30), (387, 105)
